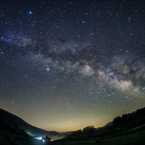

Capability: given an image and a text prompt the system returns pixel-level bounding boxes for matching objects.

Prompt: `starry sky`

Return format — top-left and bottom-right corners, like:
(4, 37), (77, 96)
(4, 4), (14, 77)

(0, 0), (145, 132)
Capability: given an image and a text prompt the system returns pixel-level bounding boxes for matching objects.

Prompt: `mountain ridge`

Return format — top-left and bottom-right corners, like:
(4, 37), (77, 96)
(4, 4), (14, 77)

(0, 107), (63, 140)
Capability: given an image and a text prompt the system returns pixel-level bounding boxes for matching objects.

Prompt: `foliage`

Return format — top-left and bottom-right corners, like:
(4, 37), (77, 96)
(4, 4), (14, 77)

(113, 107), (145, 129)
(83, 126), (96, 135)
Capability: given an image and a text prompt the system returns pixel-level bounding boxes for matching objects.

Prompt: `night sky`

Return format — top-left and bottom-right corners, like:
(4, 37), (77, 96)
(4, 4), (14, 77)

(0, 0), (145, 132)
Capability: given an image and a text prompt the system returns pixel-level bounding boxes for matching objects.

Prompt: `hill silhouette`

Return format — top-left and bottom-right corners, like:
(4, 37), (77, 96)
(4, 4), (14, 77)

(51, 107), (145, 145)
(113, 107), (145, 128)
(0, 108), (61, 139)
(1, 107), (145, 145)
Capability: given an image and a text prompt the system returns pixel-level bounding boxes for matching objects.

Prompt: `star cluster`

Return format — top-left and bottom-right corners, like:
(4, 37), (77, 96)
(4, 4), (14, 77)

(0, 0), (145, 132)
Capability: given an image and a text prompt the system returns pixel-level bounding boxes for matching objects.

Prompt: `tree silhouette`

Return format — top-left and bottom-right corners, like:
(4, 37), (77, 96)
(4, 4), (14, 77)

(83, 126), (95, 135)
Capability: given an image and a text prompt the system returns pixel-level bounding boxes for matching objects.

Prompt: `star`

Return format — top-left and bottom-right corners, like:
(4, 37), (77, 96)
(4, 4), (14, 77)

(0, 0), (145, 133)
(46, 68), (50, 71)
(29, 11), (32, 14)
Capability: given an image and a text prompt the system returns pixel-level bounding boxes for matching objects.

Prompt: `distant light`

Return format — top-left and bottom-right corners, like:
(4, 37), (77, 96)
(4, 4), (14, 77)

(127, 50), (129, 52)
(82, 21), (85, 23)
(130, 33), (132, 36)
(29, 11), (32, 14)
(135, 10), (137, 12)
(47, 68), (50, 71)
(42, 139), (45, 142)
(37, 137), (42, 140)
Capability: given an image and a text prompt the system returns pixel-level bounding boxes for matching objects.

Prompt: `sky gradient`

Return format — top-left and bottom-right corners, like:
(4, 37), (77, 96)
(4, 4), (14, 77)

(0, 0), (145, 132)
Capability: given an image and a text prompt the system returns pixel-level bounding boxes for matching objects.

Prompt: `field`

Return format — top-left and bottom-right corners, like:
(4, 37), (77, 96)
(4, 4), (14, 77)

(0, 124), (145, 145)
(50, 126), (145, 145)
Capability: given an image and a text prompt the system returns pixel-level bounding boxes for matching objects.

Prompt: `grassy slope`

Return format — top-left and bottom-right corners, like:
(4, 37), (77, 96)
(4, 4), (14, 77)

(1, 125), (145, 145)
(50, 127), (145, 145)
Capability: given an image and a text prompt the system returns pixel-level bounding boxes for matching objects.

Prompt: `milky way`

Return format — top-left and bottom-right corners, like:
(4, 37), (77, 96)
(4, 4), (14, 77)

(0, 0), (145, 132)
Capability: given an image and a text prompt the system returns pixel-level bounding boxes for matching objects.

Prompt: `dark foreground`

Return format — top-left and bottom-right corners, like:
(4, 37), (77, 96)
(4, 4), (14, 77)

(0, 126), (145, 145)
(50, 133), (145, 145)
(0, 131), (49, 145)
(1, 107), (145, 145)
(50, 126), (145, 145)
